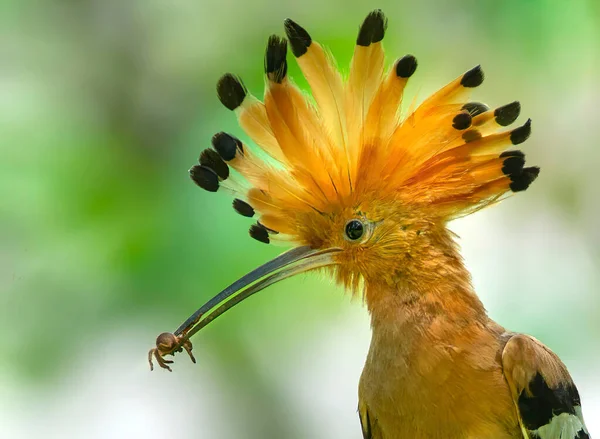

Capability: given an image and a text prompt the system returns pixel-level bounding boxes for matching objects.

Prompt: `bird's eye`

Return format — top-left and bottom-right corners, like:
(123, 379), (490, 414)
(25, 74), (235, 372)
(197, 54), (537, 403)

(345, 219), (364, 241)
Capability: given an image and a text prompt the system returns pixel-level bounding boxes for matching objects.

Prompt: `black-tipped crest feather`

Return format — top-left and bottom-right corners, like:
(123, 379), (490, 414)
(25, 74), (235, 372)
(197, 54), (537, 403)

(452, 112), (472, 130)
(501, 155), (525, 176)
(462, 130), (482, 143)
(258, 221), (279, 234)
(212, 132), (243, 161)
(462, 102), (489, 117)
(199, 149), (229, 180)
(396, 55), (417, 78)
(217, 74), (247, 110)
(189, 165), (219, 192)
(249, 223), (270, 244)
(265, 35), (288, 83)
(500, 150), (525, 159)
(284, 19), (312, 57)
(356, 10), (387, 46)
(510, 119), (532, 145)
(233, 199), (255, 217)
(495, 101), (521, 126)
(461, 65), (484, 88)
(509, 166), (540, 192)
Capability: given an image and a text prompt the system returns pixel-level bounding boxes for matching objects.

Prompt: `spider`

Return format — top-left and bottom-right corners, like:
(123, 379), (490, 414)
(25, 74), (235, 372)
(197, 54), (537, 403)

(147, 332), (195, 372)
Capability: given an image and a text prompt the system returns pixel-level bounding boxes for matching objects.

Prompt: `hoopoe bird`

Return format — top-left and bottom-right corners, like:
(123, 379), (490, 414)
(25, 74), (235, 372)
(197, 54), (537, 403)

(148, 10), (591, 439)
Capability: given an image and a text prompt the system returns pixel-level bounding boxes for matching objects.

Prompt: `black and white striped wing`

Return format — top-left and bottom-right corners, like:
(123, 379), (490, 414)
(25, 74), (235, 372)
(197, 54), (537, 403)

(502, 334), (590, 439)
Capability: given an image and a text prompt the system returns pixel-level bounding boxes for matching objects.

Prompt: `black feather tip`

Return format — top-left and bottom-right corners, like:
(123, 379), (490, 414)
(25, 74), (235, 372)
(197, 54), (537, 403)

(510, 119), (532, 145)
(265, 35), (288, 83)
(258, 221), (279, 234)
(212, 132), (243, 161)
(509, 166), (540, 192)
(501, 152), (526, 176)
(284, 19), (312, 57)
(189, 165), (219, 192)
(216, 73), (246, 110)
(357, 9), (388, 46)
(462, 130), (482, 143)
(249, 223), (270, 244)
(462, 102), (490, 117)
(452, 112), (472, 130)
(461, 65), (484, 88)
(500, 150), (525, 159)
(233, 199), (255, 217)
(396, 55), (417, 78)
(495, 101), (521, 127)
(199, 149), (229, 180)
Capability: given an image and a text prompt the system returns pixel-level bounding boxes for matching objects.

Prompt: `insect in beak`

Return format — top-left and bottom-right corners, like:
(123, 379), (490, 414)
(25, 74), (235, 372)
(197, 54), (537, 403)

(148, 245), (341, 371)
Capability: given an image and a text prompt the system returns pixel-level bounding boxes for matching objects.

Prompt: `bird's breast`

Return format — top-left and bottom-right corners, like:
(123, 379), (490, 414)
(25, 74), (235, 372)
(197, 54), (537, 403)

(358, 316), (521, 439)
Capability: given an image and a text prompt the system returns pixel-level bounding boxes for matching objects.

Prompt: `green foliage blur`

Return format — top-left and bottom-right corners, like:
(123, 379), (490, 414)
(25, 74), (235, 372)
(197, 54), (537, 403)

(2, 0), (599, 437)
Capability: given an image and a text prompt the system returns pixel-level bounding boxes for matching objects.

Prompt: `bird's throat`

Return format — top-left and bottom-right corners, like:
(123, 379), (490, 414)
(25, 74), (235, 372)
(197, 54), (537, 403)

(363, 232), (488, 337)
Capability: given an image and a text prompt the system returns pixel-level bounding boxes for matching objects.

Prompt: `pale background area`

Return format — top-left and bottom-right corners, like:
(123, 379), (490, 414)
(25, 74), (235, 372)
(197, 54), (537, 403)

(1, 0), (598, 437)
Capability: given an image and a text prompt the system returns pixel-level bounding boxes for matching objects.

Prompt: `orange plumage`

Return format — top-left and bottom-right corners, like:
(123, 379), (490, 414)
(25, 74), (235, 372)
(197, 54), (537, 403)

(206, 13), (538, 259)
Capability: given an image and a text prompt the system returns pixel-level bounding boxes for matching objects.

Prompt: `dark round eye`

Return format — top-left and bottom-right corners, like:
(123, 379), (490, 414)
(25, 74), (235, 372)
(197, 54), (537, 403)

(345, 219), (364, 241)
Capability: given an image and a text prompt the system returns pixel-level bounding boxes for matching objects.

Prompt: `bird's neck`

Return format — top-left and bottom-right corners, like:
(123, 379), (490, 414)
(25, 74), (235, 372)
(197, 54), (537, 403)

(359, 232), (511, 438)
(364, 230), (488, 339)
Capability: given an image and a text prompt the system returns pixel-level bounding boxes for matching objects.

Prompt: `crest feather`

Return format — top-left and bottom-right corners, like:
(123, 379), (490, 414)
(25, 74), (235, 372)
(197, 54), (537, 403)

(198, 10), (539, 244)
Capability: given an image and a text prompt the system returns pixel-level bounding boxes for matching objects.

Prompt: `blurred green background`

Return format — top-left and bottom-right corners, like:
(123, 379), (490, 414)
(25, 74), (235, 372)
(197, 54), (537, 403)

(1, 0), (599, 437)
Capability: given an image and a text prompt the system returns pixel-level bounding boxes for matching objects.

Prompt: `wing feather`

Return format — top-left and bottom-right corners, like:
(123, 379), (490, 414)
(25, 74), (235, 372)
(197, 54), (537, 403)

(358, 399), (375, 439)
(502, 334), (591, 439)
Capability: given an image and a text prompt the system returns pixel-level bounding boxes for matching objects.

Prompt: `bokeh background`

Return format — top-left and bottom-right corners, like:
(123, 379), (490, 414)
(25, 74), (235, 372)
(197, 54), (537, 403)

(2, 0), (599, 437)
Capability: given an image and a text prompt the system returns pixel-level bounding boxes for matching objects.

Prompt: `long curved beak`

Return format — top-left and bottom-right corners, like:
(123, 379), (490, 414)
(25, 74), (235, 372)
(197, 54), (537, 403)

(173, 245), (340, 342)
(148, 245), (340, 370)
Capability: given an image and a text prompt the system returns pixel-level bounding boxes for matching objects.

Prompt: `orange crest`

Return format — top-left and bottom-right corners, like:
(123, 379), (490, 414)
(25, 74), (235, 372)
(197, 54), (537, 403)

(190, 10), (539, 246)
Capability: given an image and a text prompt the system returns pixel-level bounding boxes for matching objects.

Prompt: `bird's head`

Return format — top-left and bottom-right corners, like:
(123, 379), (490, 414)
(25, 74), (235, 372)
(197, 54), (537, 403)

(181, 10), (538, 339)
(288, 195), (439, 291)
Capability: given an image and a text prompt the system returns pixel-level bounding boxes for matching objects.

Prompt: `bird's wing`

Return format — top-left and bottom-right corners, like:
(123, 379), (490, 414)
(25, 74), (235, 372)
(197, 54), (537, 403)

(358, 399), (373, 439)
(502, 334), (590, 439)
